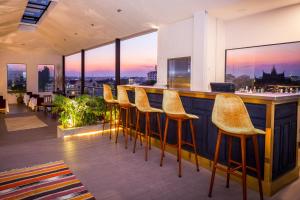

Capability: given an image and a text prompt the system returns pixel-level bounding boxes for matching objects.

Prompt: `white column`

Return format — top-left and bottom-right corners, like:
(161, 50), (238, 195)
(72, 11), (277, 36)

(191, 11), (206, 91)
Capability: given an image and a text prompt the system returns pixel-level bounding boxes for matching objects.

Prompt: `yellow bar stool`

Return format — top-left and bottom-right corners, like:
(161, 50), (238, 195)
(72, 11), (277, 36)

(133, 87), (163, 161)
(160, 90), (199, 177)
(208, 93), (264, 200)
(115, 85), (135, 149)
(102, 84), (118, 139)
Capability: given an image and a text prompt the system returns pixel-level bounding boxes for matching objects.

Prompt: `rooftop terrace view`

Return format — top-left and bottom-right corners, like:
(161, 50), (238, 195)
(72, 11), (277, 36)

(0, 0), (300, 200)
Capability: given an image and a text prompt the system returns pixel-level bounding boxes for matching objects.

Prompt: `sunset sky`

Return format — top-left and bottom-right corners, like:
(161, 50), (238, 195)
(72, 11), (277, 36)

(226, 42), (300, 78)
(65, 32), (157, 78)
(7, 64), (26, 72)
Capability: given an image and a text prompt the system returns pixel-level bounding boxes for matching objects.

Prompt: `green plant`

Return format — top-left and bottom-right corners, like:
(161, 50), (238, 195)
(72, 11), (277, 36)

(52, 95), (106, 128)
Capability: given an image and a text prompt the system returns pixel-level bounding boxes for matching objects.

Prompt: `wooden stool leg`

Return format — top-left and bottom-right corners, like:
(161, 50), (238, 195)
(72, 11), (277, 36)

(149, 114), (152, 150)
(189, 119), (199, 172)
(156, 113), (163, 151)
(125, 108), (129, 149)
(133, 110), (140, 153)
(129, 108), (132, 141)
(144, 113), (150, 161)
(103, 103), (107, 133)
(115, 107), (122, 144)
(253, 135), (264, 200)
(114, 104), (117, 132)
(226, 136), (232, 188)
(160, 116), (169, 167)
(178, 119), (182, 177)
(241, 136), (247, 200)
(109, 104), (113, 139)
(208, 130), (223, 197)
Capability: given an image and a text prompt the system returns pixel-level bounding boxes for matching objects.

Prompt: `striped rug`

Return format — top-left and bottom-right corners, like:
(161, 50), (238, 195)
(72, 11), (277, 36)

(0, 161), (95, 200)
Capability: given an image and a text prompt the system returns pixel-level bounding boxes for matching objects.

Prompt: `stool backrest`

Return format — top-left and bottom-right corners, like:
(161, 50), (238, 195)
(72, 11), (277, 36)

(212, 93), (254, 134)
(103, 84), (114, 102)
(162, 90), (186, 115)
(44, 95), (52, 103)
(117, 86), (130, 105)
(135, 87), (150, 110)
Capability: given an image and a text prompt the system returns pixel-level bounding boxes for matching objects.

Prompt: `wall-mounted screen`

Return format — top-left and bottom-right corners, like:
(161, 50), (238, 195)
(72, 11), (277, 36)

(7, 64), (27, 93)
(38, 64), (55, 92)
(225, 42), (300, 90)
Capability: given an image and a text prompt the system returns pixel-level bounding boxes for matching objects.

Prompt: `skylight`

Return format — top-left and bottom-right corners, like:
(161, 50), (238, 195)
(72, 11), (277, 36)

(21, 0), (51, 24)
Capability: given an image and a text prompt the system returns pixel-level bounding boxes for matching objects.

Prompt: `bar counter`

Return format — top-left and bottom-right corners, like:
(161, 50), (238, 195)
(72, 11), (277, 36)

(122, 85), (300, 196)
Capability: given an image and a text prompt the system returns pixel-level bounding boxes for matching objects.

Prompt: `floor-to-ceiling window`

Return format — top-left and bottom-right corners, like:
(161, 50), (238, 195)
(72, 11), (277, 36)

(65, 53), (81, 96)
(85, 43), (115, 96)
(38, 64), (55, 92)
(7, 64), (27, 93)
(120, 31), (157, 85)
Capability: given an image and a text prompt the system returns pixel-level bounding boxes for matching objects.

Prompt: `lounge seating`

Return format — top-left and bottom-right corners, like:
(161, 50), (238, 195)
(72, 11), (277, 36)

(23, 92), (32, 106)
(0, 96), (6, 113)
(28, 94), (44, 111)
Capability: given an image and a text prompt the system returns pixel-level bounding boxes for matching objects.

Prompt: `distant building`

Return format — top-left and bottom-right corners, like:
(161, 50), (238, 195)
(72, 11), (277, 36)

(255, 66), (292, 86)
(147, 66), (157, 81)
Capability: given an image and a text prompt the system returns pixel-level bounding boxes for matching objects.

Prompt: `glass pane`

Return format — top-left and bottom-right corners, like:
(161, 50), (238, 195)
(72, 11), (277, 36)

(7, 64), (27, 93)
(38, 64), (55, 92)
(25, 8), (43, 18)
(85, 43), (115, 96)
(29, 0), (50, 6)
(65, 53), (81, 96)
(121, 32), (157, 86)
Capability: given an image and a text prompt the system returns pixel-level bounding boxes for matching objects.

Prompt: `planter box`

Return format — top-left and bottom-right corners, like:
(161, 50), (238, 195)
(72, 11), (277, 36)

(57, 124), (103, 138)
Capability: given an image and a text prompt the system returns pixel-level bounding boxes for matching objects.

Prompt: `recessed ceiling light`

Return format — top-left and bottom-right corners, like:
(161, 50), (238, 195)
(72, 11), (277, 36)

(117, 9), (122, 13)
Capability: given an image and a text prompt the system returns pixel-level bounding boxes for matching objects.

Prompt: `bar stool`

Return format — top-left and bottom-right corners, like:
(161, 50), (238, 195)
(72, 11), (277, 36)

(102, 84), (118, 139)
(133, 87), (163, 161)
(208, 93), (264, 200)
(160, 90), (199, 177)
(115, 86), (135, 149)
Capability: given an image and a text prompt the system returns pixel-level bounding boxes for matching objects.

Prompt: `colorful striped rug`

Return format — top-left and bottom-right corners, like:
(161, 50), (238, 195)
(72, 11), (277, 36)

(0, 161), (95, 200)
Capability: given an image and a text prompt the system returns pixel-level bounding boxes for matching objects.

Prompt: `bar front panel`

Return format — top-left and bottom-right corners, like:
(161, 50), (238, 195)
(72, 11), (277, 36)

(127, 90), (267, 178)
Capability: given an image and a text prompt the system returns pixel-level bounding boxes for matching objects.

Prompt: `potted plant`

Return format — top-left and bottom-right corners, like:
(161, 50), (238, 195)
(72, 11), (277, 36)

(52, 95), (108, 137)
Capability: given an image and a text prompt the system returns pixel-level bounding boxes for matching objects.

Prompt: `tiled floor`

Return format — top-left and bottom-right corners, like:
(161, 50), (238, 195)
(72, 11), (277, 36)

(0, 105), (299, 200)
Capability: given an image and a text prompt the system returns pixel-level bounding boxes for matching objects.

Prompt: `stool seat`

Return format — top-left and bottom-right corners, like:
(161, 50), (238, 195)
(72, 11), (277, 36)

(116, 86), (136, 149)
(118, 102), (135, 108)
(160, 90), (199, 177)
(105, 99), (119, 104)
(103, 84), (118, 139)
(138, 107), (163, 113)
(133, 87), (163, 161)
(208, 93), (264, 200)
(167, 112), (199, 120)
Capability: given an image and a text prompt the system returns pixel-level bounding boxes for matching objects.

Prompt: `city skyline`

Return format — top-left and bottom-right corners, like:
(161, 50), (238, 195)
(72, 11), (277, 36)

(65, 32), (157, 78)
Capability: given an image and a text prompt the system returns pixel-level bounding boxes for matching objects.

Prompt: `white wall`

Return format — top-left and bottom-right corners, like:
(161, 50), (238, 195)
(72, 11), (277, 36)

(225, 4), (300, 49)
(157, 11), (225, 91)
(157, 18), (194, 86)
(0, 47), (62, 103)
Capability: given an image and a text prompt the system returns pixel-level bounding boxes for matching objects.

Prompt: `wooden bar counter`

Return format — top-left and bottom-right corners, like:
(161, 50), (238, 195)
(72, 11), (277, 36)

(122, 85), (300, 196)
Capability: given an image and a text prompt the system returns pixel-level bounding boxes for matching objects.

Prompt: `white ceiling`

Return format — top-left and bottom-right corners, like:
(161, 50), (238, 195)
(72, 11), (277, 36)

(0, 0), (300, 55)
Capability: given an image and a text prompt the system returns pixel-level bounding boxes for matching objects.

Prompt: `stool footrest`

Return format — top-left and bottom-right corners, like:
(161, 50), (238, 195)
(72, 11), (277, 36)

(229, 159), (258, 172)
(215, 165), (242, 178)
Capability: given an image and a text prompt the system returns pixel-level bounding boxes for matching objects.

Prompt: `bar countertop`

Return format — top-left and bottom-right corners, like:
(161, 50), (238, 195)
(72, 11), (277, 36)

(123, 85), (300, 103)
